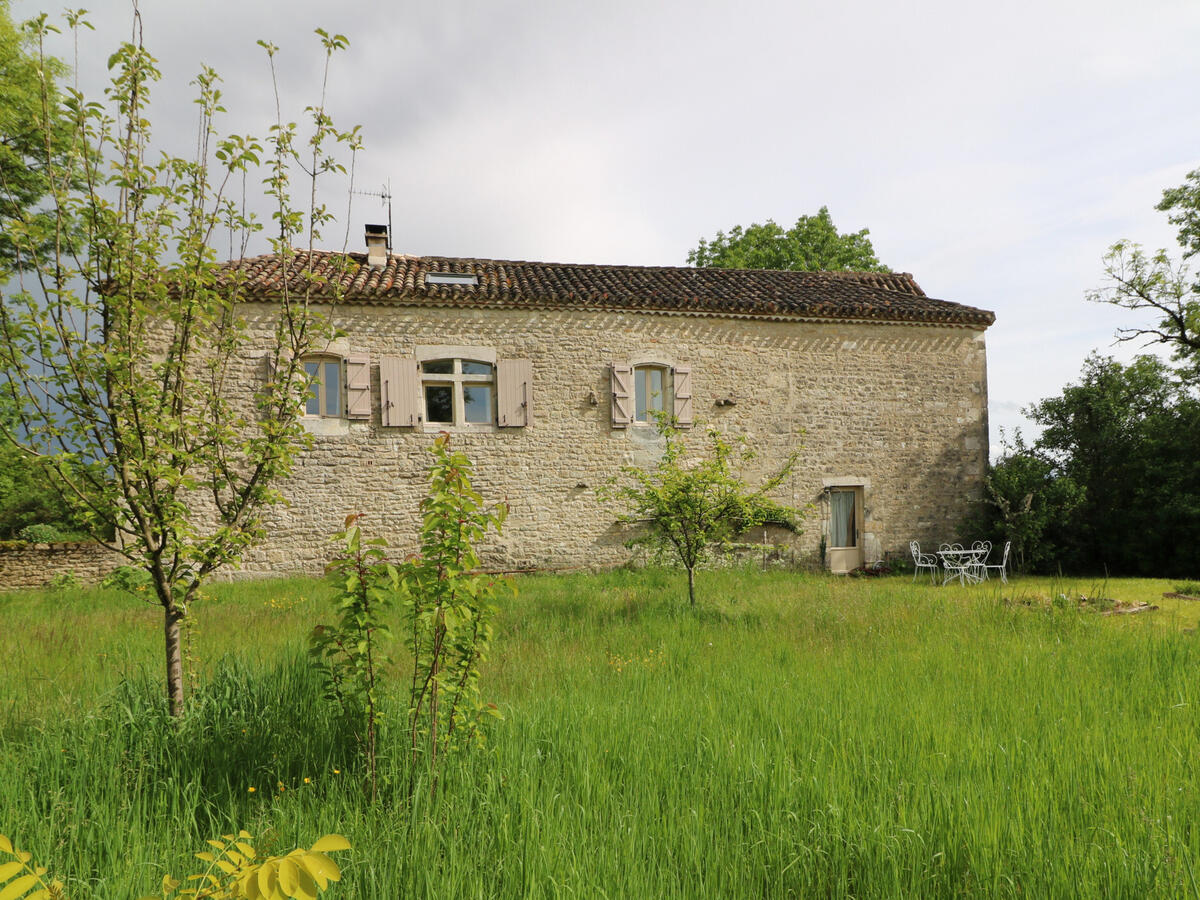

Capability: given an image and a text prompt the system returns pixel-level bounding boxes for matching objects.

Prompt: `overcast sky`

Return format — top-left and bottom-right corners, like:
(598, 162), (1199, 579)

(16, 0), (1200, 449)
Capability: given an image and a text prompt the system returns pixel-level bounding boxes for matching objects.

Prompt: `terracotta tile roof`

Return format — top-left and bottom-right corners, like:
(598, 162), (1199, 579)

(219, 250), (995, 328)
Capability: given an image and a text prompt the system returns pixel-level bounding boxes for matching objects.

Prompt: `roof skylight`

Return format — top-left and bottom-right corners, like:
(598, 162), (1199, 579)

(425, 272), (478, 286)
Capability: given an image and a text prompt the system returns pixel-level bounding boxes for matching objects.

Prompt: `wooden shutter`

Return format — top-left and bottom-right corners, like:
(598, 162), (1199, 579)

(345, 355), (371, 419)
(262, 352), (278, 389)
(611, 363), (633, 428)
(380, 356), (421, 426)
(672, 364), (693, 428)
(497, 359), (532, 427)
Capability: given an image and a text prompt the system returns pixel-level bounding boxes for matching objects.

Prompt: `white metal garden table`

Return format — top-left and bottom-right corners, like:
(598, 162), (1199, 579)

(937, 545), (988, 586)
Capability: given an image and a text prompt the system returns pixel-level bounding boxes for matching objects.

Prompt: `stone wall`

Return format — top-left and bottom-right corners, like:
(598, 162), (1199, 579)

(207, 303), (989, 579)
(0, 541), (125, 590)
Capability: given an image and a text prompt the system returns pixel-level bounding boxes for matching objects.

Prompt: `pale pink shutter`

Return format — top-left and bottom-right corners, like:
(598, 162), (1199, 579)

(611, 363), (633, 428)
(380, 357), (421, 426)
(344, 355), (371, 419)
(497, 359), (532, 427)
(672, 364), (693, 428)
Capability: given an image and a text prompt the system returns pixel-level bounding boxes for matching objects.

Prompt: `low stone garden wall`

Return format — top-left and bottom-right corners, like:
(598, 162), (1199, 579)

(0, 523), (815, 593)
(0, 541), (125, 591)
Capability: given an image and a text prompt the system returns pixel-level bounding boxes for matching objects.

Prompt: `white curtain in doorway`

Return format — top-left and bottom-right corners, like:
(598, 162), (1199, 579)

(830, 490), (856, 548)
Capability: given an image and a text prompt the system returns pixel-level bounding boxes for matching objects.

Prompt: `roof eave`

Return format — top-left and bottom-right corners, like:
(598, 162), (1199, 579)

(233, 290), (994, 329)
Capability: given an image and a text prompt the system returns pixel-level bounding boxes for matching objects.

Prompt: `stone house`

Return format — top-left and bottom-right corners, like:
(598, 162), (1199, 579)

(222, 228), (994, 576)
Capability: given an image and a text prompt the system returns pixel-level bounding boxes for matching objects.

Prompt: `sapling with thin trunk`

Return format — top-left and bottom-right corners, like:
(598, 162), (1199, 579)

(602, 414), (804, 606)
(0, 8), (361, 716)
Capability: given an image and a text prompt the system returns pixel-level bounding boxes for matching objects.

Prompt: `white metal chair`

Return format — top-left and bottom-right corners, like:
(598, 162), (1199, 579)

(910, 541), (939, 583)
(970, 541), (991, 583)
(983, 540), (1011, 584)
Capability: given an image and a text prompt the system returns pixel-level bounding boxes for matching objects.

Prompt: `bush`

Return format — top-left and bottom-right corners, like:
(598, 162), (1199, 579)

(849, 559), (893, 578)
(48, 570), (80, 590)
(101, 564), (152, 595)
(0, 443), (88, 540)
(16, 522), (67, 543)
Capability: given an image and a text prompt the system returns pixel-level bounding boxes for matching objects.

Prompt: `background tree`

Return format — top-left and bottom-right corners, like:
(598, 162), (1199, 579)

(0, 5), (90, 542)
(0, 12), (359, 716)
(602, 418), (803, 606)
(687, 207), (888, 272)
(0, 0), (78, 270)
(972, 432), (1082, 575)
(976, 355), (1200, 577)
(1089, 169), (1200, 382)
(0, 439), (87, 540)
(1030, 354), (1200, 576)
(976, 170), (1200, 578)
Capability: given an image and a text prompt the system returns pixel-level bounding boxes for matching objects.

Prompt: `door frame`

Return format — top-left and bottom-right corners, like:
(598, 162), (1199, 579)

(824, 481), (866, 574)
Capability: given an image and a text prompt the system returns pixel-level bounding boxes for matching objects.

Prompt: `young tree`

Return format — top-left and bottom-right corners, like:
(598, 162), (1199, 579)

(311, 439), (509, 805)
(687, 207), (888, 272)
(403, 435), (509, 802)
(312, 514), (398, 803)
(1088, 170), (1200, 382)
(0, 10), (360, 715)
(603, 418), (803, 606)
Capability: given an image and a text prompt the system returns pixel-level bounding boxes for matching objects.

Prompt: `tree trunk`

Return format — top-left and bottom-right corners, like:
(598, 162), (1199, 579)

(164, 603), (185, 717)
(687, 566), (696, 607)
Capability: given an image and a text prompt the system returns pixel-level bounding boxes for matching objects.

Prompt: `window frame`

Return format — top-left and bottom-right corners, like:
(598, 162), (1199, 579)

(611, 356), (691, 430)
(418, 353), (497, 429)
(301, 354), (343, 419)
(632, 363), (670, 424)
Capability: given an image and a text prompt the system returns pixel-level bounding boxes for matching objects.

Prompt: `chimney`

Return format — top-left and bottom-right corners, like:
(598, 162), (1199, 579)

(365, 223), (389, 268)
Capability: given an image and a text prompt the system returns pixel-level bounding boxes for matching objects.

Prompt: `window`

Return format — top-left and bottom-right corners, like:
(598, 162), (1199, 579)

(633, 365), (668, 423)
(303, 356), (342, 417)
(421, 358), (496, 426)
(611, 361), (692, 429)
(382, 354), (531, 428)
(424, 272), (479, 286)
(299, 354), (370, 421)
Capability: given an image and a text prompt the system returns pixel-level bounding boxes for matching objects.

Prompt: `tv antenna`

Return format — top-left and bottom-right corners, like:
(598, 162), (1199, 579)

(353, 180), (393, 251)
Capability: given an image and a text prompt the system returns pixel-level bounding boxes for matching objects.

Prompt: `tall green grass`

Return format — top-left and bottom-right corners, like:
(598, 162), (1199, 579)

(2, 569), (1199, 897)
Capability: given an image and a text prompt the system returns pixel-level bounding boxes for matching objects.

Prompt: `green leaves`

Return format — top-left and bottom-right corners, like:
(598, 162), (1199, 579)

(1089, 170), (1200, 384)
(602, 416), (804, 605)
(311, 441), (510, 805)
(687, 208), (888, 273)
(0, 832), (63, 900)
(0, 7), (359, 716)
(311, 515), (402, 800)
(146, 831), (350, 900)
(997, 354), (1200, 577)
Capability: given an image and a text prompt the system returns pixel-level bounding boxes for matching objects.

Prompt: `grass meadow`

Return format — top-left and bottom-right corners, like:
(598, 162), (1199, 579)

(3, 568), (1200, 897)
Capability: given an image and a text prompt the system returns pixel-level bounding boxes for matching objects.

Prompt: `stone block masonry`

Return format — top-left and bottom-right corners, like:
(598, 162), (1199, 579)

(218, 303), (989, 579)
(0, 541), (125, 590)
